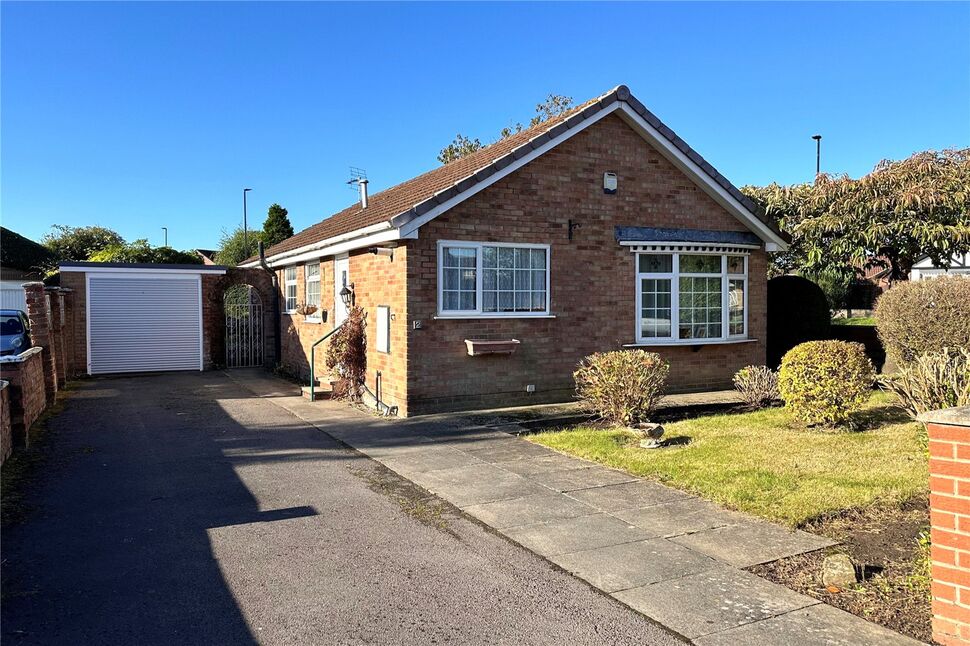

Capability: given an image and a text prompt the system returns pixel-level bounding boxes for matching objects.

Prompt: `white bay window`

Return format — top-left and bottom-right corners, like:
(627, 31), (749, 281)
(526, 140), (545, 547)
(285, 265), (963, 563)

(305, 262), (321, 320)
(438, 241), (550, 317)
(636, 252), (747, 343)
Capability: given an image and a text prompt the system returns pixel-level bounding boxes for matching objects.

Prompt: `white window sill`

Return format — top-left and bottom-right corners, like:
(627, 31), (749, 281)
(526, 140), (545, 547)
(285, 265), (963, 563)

(433, 314), (557, 320)
(624, 338), (758, 347)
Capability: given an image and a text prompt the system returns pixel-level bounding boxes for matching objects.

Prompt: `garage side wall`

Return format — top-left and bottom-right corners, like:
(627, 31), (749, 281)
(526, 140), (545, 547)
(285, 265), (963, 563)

(59, 272), (88, 378)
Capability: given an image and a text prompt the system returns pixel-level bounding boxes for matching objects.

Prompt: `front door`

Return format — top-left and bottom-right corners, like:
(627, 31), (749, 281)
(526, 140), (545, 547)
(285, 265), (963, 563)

(333, 255), (350, 325)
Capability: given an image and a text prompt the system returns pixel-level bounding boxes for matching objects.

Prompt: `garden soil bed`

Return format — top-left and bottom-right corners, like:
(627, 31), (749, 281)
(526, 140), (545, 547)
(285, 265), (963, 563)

(749, 496), (932, 643)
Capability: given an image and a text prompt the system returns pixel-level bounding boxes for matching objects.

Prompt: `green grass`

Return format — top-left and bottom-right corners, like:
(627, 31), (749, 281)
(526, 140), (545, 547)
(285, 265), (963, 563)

(832, 316), (877, 326)
(528, 392), (927, 527)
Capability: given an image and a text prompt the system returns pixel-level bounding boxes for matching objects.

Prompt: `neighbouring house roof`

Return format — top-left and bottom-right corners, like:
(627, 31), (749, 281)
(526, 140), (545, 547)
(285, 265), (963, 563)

(195, 249), (218, 265)
(0, 227), (56, 278)
(245, 85), (789, 266)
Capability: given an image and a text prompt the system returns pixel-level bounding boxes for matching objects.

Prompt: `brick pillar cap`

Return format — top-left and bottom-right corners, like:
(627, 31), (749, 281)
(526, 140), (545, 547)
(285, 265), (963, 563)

(44, 286), (61, 292)
(21, 281), (45, 288)
(918, 406), (970, 427)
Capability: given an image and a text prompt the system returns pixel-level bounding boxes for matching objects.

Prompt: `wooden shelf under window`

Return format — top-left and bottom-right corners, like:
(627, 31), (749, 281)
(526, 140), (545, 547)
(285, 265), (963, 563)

(465, 339), (521, 356)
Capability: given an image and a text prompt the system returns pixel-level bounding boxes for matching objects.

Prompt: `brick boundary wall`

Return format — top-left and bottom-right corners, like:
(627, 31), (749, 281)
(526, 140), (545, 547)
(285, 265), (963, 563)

(921, 407), (970, 646)
(23, 282), (56, 405)
(0, 380), (11, 464)
(0, 347), (47, 448)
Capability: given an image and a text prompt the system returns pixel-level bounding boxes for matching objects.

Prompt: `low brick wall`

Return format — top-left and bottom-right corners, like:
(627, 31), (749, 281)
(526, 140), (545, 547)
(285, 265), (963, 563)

(0, 347), (47, 448)
(921, 407), (970, 646)
(0, 380), (11, 464)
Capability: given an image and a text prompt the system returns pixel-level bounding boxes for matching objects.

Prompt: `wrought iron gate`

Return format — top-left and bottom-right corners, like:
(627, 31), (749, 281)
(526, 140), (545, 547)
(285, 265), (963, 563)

(225, 285), (263, 368)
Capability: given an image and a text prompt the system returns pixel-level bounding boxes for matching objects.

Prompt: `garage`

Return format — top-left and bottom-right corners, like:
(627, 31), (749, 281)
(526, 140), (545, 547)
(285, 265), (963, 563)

(60, 263), (228, 375)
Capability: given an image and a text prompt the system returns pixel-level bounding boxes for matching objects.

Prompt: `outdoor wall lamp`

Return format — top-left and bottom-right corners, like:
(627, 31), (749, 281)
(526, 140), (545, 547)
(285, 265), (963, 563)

(339, 283), (355, 308)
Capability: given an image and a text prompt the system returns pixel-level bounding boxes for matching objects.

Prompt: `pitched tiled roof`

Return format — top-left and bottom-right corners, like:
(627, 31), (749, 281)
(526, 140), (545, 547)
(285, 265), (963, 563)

(251, 85), (785, 263)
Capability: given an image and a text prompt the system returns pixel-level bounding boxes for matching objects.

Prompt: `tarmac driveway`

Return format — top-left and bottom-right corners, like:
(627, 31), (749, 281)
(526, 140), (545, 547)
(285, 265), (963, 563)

(0, 372), (681, 645)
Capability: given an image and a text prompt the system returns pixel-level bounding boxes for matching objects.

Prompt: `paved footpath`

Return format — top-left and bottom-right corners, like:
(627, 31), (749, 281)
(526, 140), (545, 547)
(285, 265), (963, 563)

(233, 371), (924, 646)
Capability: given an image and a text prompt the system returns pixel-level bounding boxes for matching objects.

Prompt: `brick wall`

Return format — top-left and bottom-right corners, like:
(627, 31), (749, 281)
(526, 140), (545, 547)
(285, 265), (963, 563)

(0, 347), (46, 448)
(923, 407), (970, 646)
(24, 282), (57, 404)
(277, 260), (336, 381)
(404, 113), (766, 414)
(59, 272), (87, 378)
(0, 380), (11, 464)
(202, 268), (277, 369)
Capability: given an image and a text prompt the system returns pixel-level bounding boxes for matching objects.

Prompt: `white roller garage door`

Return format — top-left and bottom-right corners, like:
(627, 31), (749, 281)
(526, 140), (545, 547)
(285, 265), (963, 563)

(88, 273), (203, 374)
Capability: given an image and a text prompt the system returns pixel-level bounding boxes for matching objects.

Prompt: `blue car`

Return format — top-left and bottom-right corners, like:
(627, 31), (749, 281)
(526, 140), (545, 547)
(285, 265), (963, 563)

(0, 310), (31, 357)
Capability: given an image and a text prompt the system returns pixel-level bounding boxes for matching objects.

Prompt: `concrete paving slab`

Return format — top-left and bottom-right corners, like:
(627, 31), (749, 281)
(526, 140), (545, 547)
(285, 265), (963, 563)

(410, 463), (550, 508)
(565, 479), (690, 511)
(503, 513), (653, 557)
(462, 493), (598, 529)
(551, 538), (718, 593)
(613, 565), (819, 638)
(379, 446), (486, 475)
(612, 497), (741, 537)
(693, 602), (922, 645)
(498, 453), (593, 477)
(459, 437), (557, 463)
(670, 520), (836, 567)
(527, 466), (639, 493)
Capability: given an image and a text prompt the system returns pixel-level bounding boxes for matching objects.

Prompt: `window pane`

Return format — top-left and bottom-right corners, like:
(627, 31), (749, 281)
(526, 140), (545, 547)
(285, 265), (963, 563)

(498, 292), (513, 311)
(729, 278), (745, 335)
(443, 248), (463, 267)
(443, 268), (459, 290)
(459, 291), (476, 310)
(498, 247), (514, 269)
(483, 291), (497, 312)
(640, 277), (672, 338)
(482, 246), (497, 268)
(727, 255), (745, 275)
(514, 248), (528, 269)
(514, 270), (527, 291)
(459, 249), (476, 267)
(483, 268), (497, 290)
(306, 262), (320, 279)
(638, 254), (672, 273)
(678, 275), (723, 340)
(285, 267), (296, 281)
(532, 291), (546, 311)
(531, 248), (546, 269)
(514, 291), (529, 311)
(442, 291), (459, 310)
(460, 269), (476, 291)
(498, 269), (513, 290)
(531, 270), (545, 290)
(680, 254), (720, 274)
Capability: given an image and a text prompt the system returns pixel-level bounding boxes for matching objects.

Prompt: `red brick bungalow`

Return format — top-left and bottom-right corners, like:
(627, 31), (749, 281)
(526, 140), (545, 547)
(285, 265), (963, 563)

(242, 85), (789, 416)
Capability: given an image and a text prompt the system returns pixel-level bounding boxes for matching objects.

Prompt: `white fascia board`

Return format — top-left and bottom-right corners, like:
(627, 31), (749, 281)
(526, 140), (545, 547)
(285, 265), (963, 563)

(255, 227), (414, 268)
(240, 221), (397, 268)
(396, 102), (623, 238)
(614, 104), (789, 251)
(60, 266), (227, 276)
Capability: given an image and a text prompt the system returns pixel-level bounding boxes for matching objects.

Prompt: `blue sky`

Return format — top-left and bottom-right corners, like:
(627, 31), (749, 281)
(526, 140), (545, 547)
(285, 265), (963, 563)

(2, 2), (968, 251)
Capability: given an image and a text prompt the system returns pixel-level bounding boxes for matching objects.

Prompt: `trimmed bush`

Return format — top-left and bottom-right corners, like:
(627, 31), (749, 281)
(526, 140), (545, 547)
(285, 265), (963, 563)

(574, 350), (668, 426)
(874, 276), (970, 365)
(733, 365), (779, 408)
(880, 348), (970, 418)
(767, 275), (831, 368)
(778, 340), (875, 426)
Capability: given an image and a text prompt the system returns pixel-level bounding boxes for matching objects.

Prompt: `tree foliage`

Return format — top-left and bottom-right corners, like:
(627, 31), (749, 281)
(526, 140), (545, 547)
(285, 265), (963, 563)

(438, 94), (575, 164)
(42, 225), (124, 262)
(262, 203), (294, 247)
(216, 227), (262, 267)
(745, 149), (970, 283)
(87, 239), (202, 264)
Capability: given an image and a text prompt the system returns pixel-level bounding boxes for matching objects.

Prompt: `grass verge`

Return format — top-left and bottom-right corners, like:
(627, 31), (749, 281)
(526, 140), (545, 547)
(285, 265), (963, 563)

(832, 317), (877, 326)
(527, 392), (927, 527)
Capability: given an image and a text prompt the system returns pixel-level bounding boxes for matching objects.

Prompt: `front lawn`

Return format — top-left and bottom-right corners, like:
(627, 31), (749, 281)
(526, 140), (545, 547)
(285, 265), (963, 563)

(527, 392), (927, 527)
(832, 316), (877, 326)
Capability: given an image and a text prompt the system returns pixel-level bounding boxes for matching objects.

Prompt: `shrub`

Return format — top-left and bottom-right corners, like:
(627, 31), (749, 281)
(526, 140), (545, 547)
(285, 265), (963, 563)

(325, 306), (367, 400)
(778, 340), (875, 426)
(874, 276), (970, 365)
(574, 350), (669, 426)
(767, 275), (831, 367)
(733, 365), (779, 408)
(880, 348), (970, 418)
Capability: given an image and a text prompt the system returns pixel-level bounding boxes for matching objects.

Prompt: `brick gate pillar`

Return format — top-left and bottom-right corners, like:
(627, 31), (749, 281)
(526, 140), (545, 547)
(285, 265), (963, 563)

(45, 288), (67, 388)
(23, 282), (56, 405)
(921, 407), (970, 646)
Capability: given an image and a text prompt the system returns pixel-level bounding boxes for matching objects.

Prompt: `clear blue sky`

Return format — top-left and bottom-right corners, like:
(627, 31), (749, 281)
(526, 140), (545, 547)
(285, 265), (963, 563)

(2, 2), (968, 251)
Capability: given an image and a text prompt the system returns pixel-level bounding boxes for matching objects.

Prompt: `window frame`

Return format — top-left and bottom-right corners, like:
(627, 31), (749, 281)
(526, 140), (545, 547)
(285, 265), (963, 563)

(634, 251), (748, 345)
(436, 240), (552, 318)
(283, 266), (298, 314)
(304, 261), (321, 321)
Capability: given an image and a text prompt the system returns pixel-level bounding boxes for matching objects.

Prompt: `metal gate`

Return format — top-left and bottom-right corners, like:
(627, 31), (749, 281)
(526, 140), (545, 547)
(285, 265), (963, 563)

(225, 285), (263, 368)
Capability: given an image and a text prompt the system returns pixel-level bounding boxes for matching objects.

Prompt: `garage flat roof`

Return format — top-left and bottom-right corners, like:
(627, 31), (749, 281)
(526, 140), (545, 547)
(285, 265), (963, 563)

(60, 261), (229, 273)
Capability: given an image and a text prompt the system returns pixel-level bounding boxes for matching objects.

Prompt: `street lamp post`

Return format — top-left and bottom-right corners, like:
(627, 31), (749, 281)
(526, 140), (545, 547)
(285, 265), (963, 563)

(243, 188), (253, 253)
(162, 227), (168, 247)
(812, 134), (822, 177)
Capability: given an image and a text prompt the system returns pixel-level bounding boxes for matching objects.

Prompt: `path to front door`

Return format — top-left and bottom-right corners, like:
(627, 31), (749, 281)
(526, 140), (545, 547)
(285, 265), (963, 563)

(0, 372), (680, 646)
(231, 372), (923, 646)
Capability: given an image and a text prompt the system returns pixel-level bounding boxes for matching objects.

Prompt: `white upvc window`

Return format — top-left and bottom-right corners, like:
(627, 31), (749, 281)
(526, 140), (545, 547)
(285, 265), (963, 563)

(305, 262), (321, 319)
(437, 241), (550, 317)
(635, 252), (748, 344)
(284, 266), (298, 313)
